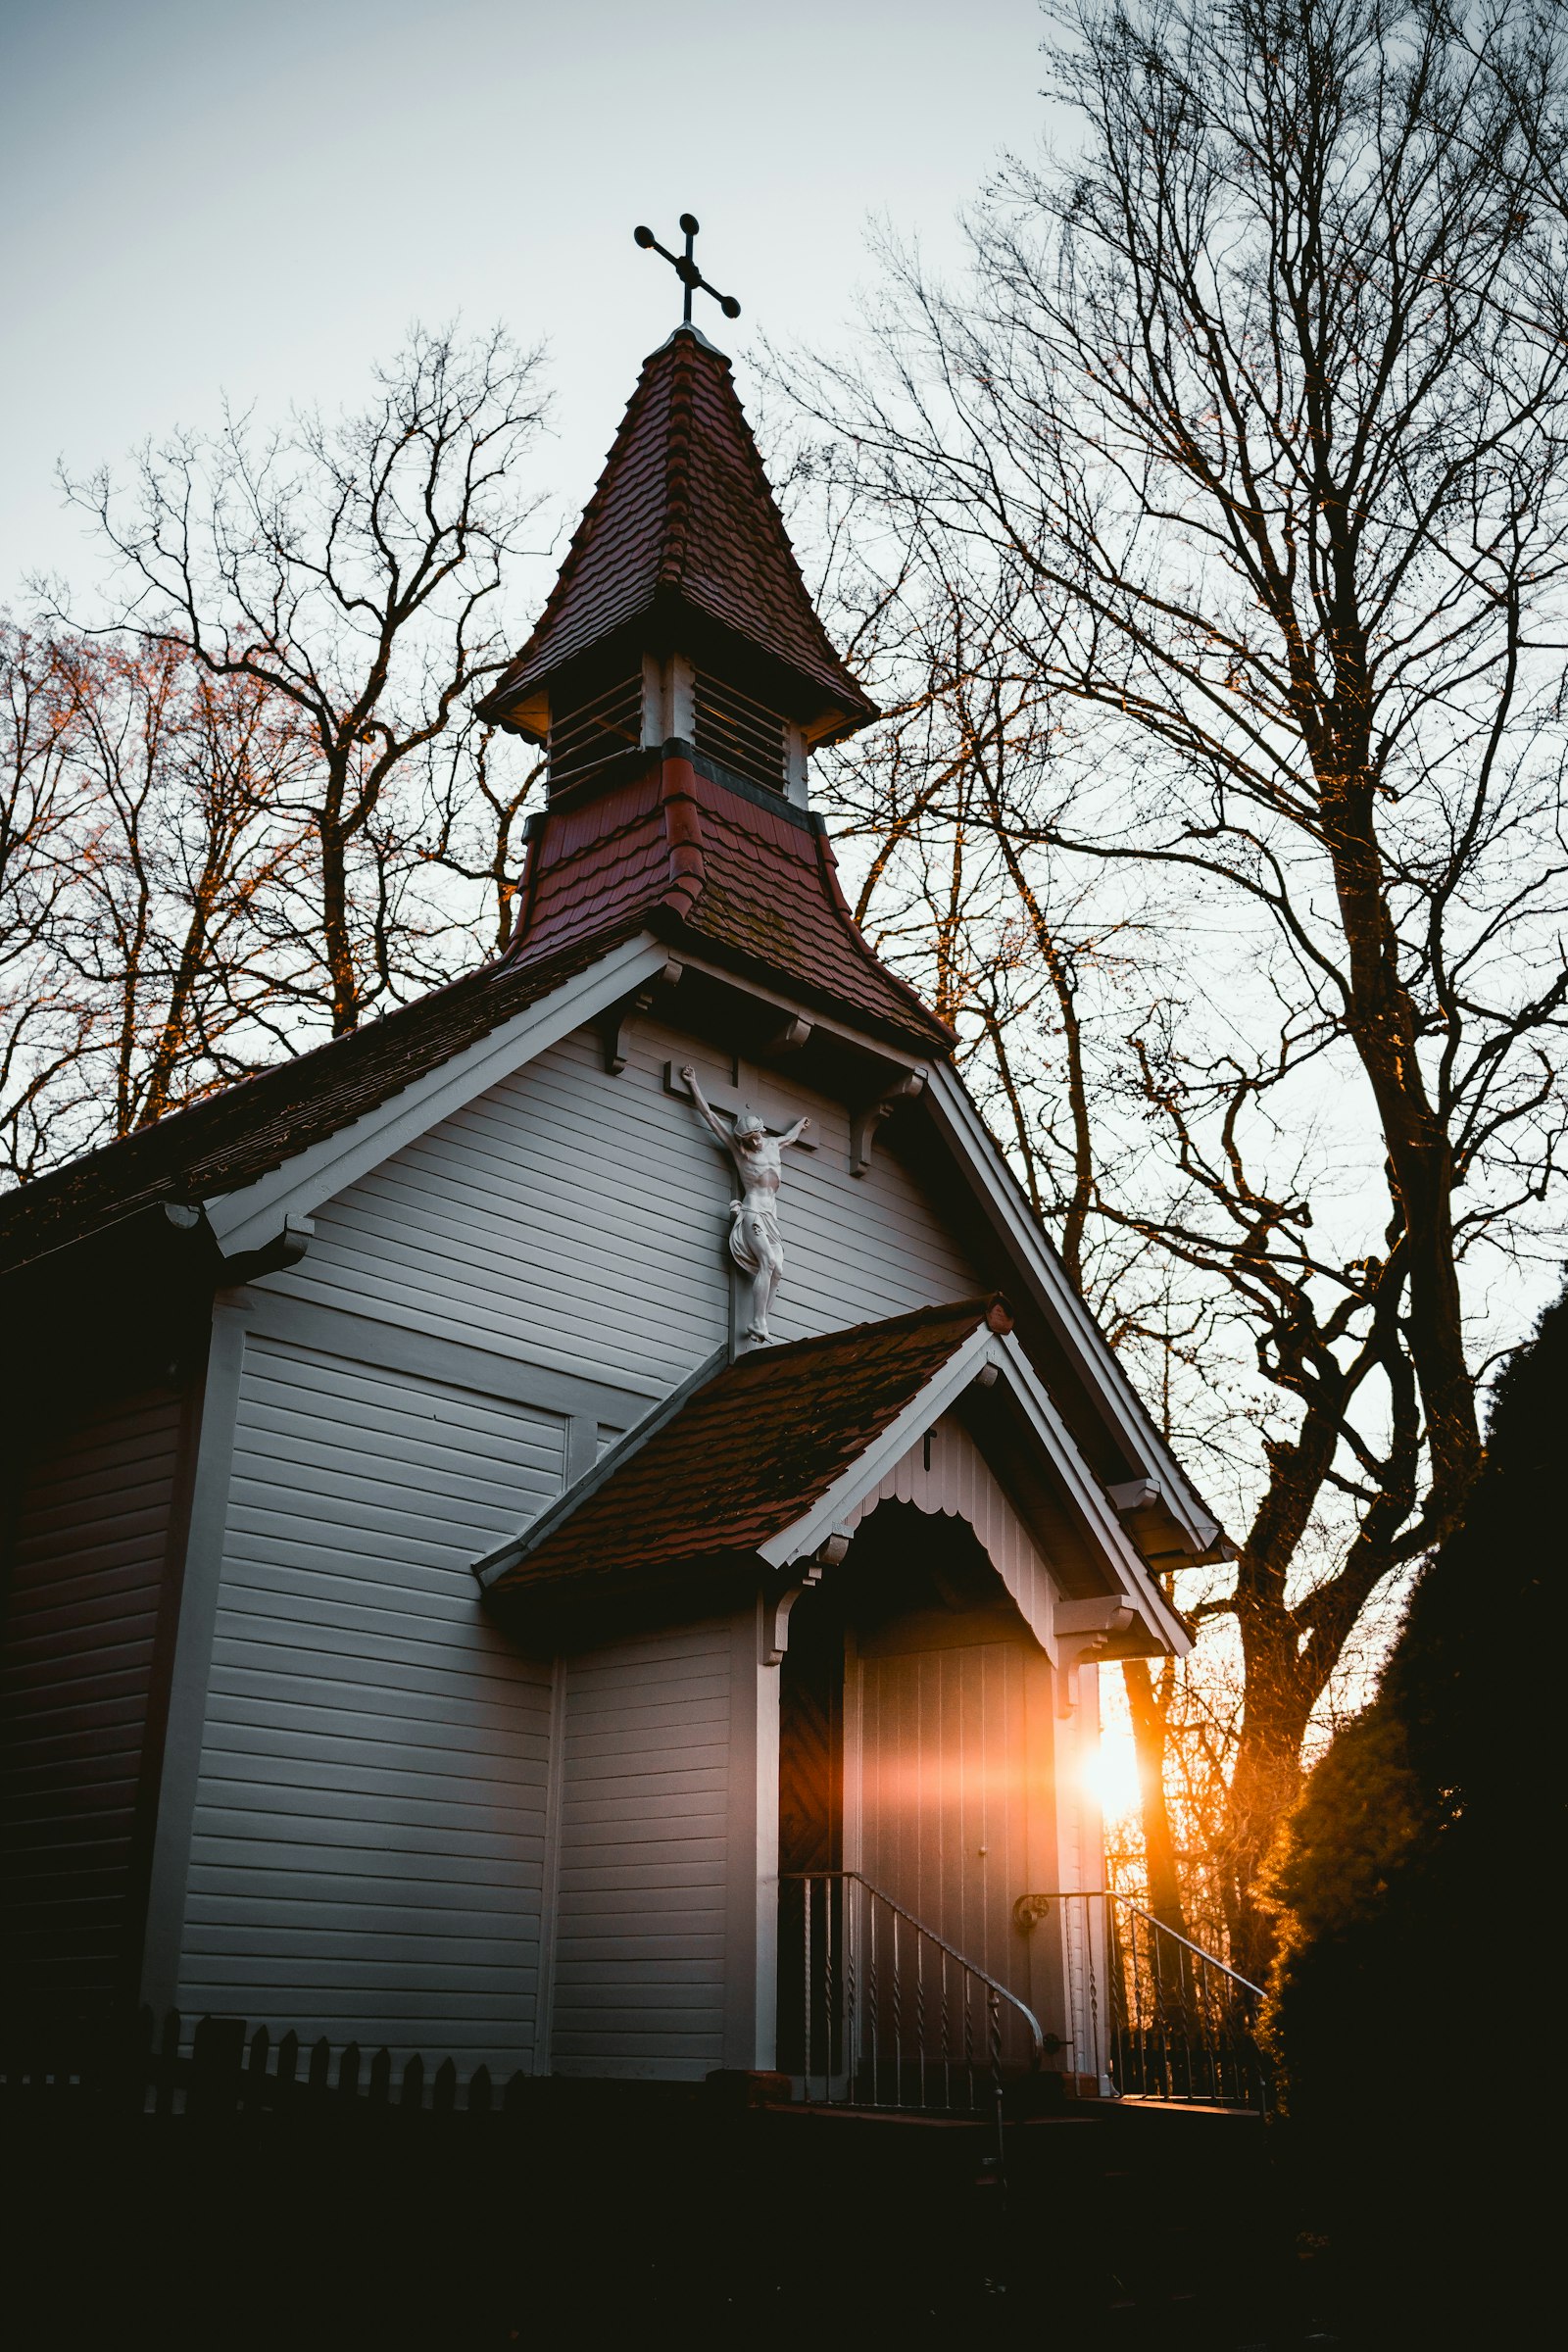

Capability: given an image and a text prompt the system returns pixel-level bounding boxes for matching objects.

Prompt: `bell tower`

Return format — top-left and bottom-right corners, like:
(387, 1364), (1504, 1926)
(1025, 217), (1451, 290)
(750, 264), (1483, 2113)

(477, 220), (947, 1059)
(476, 218), (878, 814)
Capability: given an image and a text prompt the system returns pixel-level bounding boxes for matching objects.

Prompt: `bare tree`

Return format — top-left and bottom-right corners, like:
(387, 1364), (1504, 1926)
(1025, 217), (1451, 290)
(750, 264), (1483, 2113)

(421, 714), (546, 955)
(795, 0), (1568, 1966)
(68, 325), (550, 1035)
(50, 638), (317, 1135)
(0, 619), (96, 1181)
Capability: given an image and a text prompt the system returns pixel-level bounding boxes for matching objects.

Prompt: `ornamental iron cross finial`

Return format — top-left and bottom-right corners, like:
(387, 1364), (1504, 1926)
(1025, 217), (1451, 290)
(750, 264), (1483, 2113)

(633, 214), (741, 327)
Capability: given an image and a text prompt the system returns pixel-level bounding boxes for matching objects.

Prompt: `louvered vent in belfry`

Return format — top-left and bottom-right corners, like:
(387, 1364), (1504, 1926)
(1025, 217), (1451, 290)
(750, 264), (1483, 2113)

(694, 671), (787, 793)
(548, 673), (644, 793)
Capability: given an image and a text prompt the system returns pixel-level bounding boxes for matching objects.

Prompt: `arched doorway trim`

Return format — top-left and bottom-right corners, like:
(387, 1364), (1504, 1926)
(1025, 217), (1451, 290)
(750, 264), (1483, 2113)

(838, 1410), (1056, 1652)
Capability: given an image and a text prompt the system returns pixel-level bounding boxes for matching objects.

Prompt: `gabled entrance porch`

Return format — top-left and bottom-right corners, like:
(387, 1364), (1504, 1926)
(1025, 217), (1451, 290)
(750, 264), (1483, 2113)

(775, 1497), (1268, 2123)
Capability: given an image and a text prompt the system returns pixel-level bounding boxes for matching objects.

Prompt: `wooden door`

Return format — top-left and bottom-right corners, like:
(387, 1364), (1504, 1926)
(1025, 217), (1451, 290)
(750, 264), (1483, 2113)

(856, 1638), (1029, 1981)
(852, 1634), (1039, 2078)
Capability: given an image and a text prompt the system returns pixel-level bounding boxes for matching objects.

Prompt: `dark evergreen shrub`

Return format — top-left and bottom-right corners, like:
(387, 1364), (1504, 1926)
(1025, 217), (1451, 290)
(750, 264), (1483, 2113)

(1262, 1279), (1564, 2330)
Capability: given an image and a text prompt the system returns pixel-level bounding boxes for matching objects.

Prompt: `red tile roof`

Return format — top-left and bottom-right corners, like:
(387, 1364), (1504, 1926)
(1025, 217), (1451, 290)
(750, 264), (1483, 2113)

(481, 1296), (1012, 1612)
(478, 328), (878, 737)
(0, 930), (637, 1278)
(504, 751), (954, 1054)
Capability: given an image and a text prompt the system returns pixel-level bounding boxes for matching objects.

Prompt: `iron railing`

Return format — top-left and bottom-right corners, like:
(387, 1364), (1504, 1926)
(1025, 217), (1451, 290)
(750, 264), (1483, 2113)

(779, 1871), (1044, 2119)
(1029, 1889), (1270, 2112)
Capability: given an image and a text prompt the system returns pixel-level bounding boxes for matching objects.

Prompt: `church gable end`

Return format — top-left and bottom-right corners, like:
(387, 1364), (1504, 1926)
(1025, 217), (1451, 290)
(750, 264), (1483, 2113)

(267, 1010), (982, 1399)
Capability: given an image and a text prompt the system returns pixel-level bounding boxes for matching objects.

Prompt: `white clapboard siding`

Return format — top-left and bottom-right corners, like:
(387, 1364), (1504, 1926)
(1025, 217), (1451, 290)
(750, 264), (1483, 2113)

(847, 1415), (1056, 1648)
(177, 1341), (564, 2066)
(269, 1016), (981, 1396)
(273, 1025), (732, 1394)
(550, 1623), (732, 2078)
(1, 1388), (182, 2015)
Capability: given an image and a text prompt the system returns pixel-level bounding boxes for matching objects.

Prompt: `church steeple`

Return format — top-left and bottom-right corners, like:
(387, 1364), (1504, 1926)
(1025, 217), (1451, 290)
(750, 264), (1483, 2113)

(476, 325), (878, 803)
(481, 317), (947, 1055)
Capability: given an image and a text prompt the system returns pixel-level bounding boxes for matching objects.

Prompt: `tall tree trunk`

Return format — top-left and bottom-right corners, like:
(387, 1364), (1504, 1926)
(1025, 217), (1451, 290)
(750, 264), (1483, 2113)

(319, 814), (359, 1036)
(1319, 746), (1480, 1506)
(1221, 1694), (1311, 1987)
(1121, 1657), (1188, 1939)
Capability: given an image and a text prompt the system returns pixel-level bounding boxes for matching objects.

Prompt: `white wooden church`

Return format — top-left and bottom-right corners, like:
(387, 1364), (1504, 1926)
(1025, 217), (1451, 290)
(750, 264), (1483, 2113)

(0, 299), (1225, 2103)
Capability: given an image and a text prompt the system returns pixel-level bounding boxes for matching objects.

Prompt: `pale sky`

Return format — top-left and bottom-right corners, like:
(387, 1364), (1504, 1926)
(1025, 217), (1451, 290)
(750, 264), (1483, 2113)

(0, 0), (1053, 603)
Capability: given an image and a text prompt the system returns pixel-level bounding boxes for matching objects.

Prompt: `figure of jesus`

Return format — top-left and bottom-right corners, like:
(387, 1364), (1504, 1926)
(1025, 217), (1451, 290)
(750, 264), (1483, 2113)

(681, 1066), (810, 1343)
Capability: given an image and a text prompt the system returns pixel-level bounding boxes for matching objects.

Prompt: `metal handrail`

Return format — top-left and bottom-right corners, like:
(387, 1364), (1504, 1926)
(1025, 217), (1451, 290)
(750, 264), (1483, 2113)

(1122, 1904), (1264, 1998)
(1021, 1892), (1264, 1996)
(783, 1870), (1046, 2066)
(1026, 1887), (1270, 2111)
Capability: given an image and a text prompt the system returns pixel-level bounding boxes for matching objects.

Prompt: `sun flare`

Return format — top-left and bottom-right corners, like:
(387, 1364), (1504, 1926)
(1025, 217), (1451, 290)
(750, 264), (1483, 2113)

(1080, 1726), (1143, 1824)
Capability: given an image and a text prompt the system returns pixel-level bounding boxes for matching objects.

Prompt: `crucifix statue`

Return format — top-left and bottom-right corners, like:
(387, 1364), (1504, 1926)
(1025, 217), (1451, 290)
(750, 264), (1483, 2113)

(681, 1066), (808, 1343)
(633, 214), (742, 326)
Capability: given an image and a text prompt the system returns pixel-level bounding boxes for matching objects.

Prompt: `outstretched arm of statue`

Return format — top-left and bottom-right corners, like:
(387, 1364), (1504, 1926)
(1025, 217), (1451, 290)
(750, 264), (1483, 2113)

(778, 1115), (811, 1148)
(680, 1065), (734, 1151)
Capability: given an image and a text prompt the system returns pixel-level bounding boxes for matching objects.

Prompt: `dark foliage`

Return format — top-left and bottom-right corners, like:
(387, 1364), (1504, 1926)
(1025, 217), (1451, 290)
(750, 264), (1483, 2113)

(1263, 1275), (1565, 2332)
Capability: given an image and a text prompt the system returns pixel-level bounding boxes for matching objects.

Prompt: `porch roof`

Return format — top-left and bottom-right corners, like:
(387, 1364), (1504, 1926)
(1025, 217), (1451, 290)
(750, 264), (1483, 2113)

(472, 1295), (1189, 1662)
(474, 1297), (1014, 1607)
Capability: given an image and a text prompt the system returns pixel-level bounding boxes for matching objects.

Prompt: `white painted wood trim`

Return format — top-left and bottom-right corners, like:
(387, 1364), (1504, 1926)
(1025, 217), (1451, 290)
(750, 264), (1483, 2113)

(923, 1064), (1223, 1557)
(137, 1297), (251, 2017)
(667, 655), (695, 740)
(760, 1327), (1188, 1659)
(533, 1656), (568, 2076)
(1020, 1646), (1064, 2038)
(784, 724), (808, 808)
(988, 1334), (1190, 1656)
(842, 1413), (1060, 1657)
(207, 936), (672, 1257)
(662, 949), (933, 1076)
(721, 1598), (779, 2072)
(841, 1629), (863, 1880)
(641, 654), (667, 746)
(757, 1325), (997, 1570)
(240, 1289), (662, 1428)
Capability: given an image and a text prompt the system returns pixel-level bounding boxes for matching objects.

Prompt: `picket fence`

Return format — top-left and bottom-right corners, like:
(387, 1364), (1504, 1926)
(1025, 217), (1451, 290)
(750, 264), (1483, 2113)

(1, 2007), (535, 2118)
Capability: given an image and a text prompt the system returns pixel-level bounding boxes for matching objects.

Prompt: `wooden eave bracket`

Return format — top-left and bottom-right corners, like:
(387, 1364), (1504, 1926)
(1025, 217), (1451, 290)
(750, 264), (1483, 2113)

(219, 1213), (314, 1288)
(851, 1068), (928, 1176)
(1054, 1597), (1137, 1717)
(1108, 1475), (1239, 1569)
(596, 959), (684, 1073)
(759, 1528), (846, 1667)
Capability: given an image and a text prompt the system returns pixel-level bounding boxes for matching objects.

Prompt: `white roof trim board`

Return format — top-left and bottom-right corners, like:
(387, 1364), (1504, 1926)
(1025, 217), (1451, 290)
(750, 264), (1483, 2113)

(922, 1065), (1222, 1559)
(206, 937), (673, 1258)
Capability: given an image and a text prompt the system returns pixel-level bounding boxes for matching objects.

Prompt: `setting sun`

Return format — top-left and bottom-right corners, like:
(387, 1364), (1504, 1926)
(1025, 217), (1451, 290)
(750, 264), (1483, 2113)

(1081, 1725), (1142, 1824)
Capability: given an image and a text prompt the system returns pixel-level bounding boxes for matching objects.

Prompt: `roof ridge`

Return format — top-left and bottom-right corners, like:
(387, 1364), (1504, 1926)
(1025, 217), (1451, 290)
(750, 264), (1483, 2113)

(722, 1292), (1010, 1371)
(656, 755), (707, 920)
(677, 340), (872, 694)
(658, 333), (696, 590)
